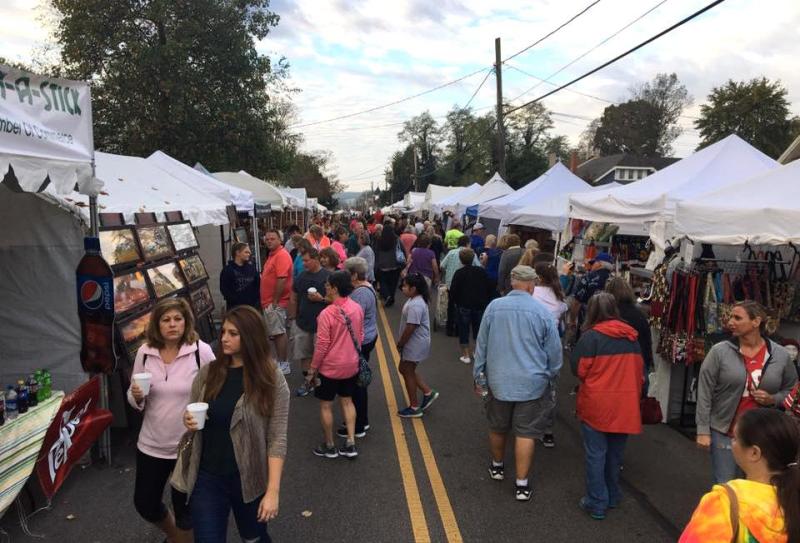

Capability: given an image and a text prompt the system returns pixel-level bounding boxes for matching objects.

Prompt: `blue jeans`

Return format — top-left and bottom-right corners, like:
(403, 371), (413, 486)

(710, 430), (744, 484)
(456, 307), (483, 346)
(581, 423), (628, 514)
(190, 470), (271, 543)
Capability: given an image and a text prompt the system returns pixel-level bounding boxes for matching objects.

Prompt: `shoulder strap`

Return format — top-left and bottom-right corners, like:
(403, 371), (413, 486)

(722, 483), (739, 543)
(337, 307), (362, 352)
(195, 341), (201, 369)
(142, 353), (148, 367)
(355, 284), (379, 304)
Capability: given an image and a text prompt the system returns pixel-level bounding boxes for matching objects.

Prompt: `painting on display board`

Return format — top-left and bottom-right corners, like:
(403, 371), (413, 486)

(137, 225), (174, 261)
(190, 284), (214, 317)
(119, 310), (153, 360)
(146, 262), (187, 298)
(99, 227), (141, 267)
(113, 270), (152, 313)
(178, 255), (208, 285)
(167, 222), (199, 252)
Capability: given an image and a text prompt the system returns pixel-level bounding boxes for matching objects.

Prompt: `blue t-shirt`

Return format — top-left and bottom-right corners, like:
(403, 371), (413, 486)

(470, 234), (485, 253)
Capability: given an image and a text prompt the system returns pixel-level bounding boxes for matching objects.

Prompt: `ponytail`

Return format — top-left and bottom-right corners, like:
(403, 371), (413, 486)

(775, 461), (800, 543)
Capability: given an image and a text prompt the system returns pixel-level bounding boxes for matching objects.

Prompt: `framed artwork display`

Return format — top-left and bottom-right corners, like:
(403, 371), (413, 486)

(167, 222), (199, 252)
(178, 255), (208, 285)
(146, 262), (187, 298)
(190, 284), (214, 317)
(234, 228), (249, 243)
(113, 270), (152, 313)
(119, 310), (152, 358)
(99, 227), (141, 267)
(137, 225), (174, 261)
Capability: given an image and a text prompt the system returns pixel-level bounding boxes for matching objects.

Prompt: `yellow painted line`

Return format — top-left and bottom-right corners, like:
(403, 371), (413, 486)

(375, 335), (431, 543)
(378, 304), (464, 543)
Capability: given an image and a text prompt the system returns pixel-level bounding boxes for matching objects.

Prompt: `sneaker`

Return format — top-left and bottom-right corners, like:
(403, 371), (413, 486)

(338, 442), (358, 458)
(336, 426), (367, 439)
(295, 383), (313, 397)
(312, 443), (339, 459)
(579, 497), (606, 520)
(459, 356), (472, 364)
(488, 463), (505, 481)
(278, 360), (291, 375)
(419, 390), (439, 411)
(542, 434), (555, 448)
(397, 406), (423, 418)
(515, 484), (532, 502)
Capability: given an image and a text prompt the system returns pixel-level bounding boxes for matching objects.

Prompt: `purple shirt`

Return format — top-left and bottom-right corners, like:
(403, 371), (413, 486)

(408, 247), (436, 279)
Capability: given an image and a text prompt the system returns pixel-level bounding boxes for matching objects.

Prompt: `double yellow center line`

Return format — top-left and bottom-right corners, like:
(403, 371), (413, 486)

(375, 304), (462, 543)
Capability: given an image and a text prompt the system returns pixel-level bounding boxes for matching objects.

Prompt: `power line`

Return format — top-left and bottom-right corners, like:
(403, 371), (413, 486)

(464, 69), (494, 110)
(505, 0), (728, 117)
(502, 0), (604, 62)
(509, 0), (670, 103)
(288, 67), (490, 129)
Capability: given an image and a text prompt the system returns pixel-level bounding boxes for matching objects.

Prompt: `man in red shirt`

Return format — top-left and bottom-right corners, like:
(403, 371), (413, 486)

(260, 229), (294, 374)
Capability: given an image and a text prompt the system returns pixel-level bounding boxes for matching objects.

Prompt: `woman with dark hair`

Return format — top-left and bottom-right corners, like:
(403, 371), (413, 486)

(172, 306), (289, 543)
(305, 270), (364, 459)
(449, 248), (493, 364)
(375, 221), (402, 307)
(320, 246), (340, 272)
(570, 292), (644, 520)
(605, 277), (653, 394)
(404, 233), (440, 288)
(292, 237), (312, 280)
(396, 274), (438, 418)
(220, 242), (260, 310)
(332, 227), (348, 268)
(681, 408), (800, 543)
(696, 300), (797, 485)
(128, 298), (215, 543)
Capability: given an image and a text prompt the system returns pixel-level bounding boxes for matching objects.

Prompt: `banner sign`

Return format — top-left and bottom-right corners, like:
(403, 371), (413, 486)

(35, 376), (113, 499)
(254, 203), (272, 218)
(0, 64), (93, 163)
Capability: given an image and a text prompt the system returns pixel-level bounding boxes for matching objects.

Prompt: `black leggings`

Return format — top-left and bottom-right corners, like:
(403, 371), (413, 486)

(353, 338), (377, 430)
(378, 268), (401, 301)
(134, 449), (192, 530)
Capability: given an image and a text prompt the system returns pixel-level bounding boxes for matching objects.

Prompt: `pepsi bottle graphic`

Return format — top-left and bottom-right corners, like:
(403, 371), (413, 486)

(77, 237), (117, 373)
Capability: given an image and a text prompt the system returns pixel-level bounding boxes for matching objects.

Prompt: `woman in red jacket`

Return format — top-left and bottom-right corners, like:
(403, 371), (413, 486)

(570, 292), (643, 520)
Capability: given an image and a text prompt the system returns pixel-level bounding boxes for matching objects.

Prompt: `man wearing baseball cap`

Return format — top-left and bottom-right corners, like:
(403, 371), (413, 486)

(562, 252), (615, 335)
(470, 223), (486, 254)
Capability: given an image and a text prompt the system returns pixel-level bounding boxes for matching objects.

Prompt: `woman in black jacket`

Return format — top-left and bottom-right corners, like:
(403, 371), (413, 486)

(605, 277), (653, 394)
(449, 248), (494, 364)
(375, 220), (402, 307)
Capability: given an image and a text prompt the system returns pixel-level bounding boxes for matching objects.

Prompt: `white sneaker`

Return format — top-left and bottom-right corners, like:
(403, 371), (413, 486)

(459, 356), (472, 364)
(278, 360), (291, 375)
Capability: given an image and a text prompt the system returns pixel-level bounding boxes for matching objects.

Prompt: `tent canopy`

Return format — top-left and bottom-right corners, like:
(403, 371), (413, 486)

(479, 163), (588, 220)
(213, 171), (288, 208)
(674, 158), (800, 245)
(457, 173), (513, 217)
(430, 183), (482, 215)
(280, 187), (307, 209)
(43, 151), (230, 226)
(147, 151), (253, 211)
(506, 179), (610, 232)
(404, 191), (425, 209)
(423, 184), (464, 211)
(569, 135), (778, 224)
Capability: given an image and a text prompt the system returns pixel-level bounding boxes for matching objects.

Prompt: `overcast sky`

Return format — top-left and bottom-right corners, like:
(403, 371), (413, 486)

(4, 0), (799, 191)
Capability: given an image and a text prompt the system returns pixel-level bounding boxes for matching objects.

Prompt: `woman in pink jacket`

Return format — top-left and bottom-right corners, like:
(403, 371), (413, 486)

(306, 270), (364, 460)
(127, 298), (215, 542)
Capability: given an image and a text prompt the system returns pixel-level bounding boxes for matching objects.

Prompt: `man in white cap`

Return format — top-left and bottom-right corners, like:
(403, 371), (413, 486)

(470, 223), (486, 254)
(473, 265), (563, 502)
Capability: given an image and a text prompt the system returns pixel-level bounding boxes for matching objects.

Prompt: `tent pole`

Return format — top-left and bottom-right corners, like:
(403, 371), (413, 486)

(554, 231), (562, 266)
(252, 206), (261, 272)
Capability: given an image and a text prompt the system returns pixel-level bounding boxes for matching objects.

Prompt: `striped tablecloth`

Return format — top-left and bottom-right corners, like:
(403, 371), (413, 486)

(0, 391), (64, 518)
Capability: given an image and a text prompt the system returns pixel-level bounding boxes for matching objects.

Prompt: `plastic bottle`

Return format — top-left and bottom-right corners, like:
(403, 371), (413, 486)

(16, 380), (29, 414)
(6, 385), (18, 420)
(34, 371), (43, 403)
(27, 373), (39, 408)
(475, 371), (489, 398)
(43, 369), (52, 399)
(0, 390), (5, 426)
(76, 237), (117, 374)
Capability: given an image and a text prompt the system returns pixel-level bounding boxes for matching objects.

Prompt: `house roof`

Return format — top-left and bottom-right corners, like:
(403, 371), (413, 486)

(576, 154), (680, 183)
(778, 133), (800, 164)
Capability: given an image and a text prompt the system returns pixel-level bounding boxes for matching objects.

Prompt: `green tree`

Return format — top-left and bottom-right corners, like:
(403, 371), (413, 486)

(279, 151), (342, 209)
(48, 0), (296, 178)
(593, 100), (663, 156)
(629, 73), (691, 156)
(439, 107), (494, 185)
(398, 111), (441, 189)
(544, 135), (571, 161)
(695, 78), (800, 158)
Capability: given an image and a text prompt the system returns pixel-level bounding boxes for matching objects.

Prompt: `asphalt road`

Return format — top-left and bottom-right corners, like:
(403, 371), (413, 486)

(1, 291), (714, 542)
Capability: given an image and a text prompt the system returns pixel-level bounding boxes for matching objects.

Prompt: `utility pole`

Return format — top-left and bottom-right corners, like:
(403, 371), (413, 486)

(413, 144), (419, 192)
(494, 37), (506, 179)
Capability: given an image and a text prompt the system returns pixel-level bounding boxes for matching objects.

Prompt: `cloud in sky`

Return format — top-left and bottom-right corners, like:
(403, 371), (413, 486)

(4, 0), (800, 190)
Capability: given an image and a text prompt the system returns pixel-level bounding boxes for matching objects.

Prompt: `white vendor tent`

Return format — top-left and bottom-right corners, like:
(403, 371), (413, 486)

(460, 173), (513, 217)
(430, 183), (482, 216)
(423, 184), (464, 212)
(479, 162), (589, 220)
(404, 191), (426, 211)
(147, 151), (253, 211)
(674, 158), (800, 245)
(569, 135), (778, 225)
(280, 187), (307, 210)
(213, 170), (289, 209)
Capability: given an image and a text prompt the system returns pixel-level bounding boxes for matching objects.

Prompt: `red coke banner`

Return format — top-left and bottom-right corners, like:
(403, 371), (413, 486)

(35, 376), (113, 499)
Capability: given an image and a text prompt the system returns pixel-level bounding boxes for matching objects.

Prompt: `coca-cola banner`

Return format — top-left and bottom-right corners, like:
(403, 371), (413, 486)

(35, 376), (113, 499)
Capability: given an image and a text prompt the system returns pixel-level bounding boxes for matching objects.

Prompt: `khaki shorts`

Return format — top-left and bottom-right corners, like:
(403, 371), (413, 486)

(291, 322), (316, 360)
(485, 387), (554, 439)
(263, 306), (287, 337)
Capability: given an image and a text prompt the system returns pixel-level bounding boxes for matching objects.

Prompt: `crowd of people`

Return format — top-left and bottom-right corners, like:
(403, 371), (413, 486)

(128, 211), (800, 542)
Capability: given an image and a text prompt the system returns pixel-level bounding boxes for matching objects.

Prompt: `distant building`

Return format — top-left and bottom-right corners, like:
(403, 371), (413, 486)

(575, 154), (680, 186)
(779, 133), (800, 164)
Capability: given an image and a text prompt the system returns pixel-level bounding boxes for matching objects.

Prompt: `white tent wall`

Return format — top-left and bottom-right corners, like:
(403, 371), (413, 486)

(0, 184), (87, 393)
(196, 224), (225, 320)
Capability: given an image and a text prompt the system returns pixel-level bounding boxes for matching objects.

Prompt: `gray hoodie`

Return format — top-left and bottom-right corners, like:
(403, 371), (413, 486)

(696, 338), (797, 435)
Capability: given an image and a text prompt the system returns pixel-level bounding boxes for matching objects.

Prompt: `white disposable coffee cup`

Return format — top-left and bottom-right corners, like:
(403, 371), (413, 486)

(133, 372), (153, 396)
(307, 287), (318, 294)
(187, 402), (209, 429)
